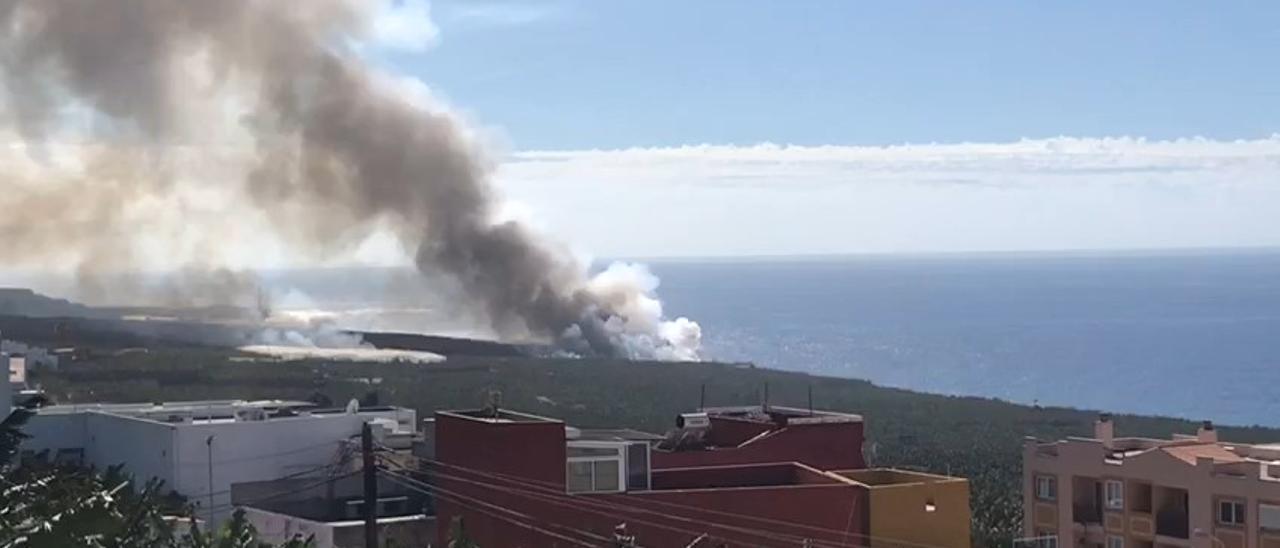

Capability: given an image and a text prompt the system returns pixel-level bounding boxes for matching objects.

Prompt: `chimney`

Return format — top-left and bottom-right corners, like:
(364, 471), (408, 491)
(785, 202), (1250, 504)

(1095, 413), (1114, 448)
(1198, 420), (1217, 443)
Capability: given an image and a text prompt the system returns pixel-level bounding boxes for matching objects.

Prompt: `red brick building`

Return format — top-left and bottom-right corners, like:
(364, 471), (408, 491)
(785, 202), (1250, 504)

(424, 406), (967, 548)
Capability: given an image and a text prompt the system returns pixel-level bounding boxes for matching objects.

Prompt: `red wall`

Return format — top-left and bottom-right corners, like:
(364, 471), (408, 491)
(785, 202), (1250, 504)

(652, 420), (866, 471)
(434, 412), (567, 485)
(432, 412), (872, 548)
(433, 461), (871, 548)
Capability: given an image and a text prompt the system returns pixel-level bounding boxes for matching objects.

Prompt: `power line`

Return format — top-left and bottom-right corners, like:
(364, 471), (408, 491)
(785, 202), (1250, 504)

(380, 462), (717, 548)
(203, 469), (360, 514)
(377, 470), (604, 547)
(177, 438), (356, 467)
(391, 453), (952, 548)
(181, 457), (351, 500)
(379, 458), (799, 548)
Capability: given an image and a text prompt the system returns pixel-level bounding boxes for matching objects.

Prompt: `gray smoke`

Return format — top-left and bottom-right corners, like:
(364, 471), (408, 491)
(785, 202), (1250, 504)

(0, 0), (700, 358)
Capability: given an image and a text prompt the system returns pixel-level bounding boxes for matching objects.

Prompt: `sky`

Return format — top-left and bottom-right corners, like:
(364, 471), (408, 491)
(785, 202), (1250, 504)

(5, 0), (1279, 276)
(388, 0), (1280, 150)
(357, 0), (1280, 259)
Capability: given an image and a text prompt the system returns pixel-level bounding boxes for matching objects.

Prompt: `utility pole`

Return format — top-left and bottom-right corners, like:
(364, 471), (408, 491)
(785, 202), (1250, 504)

(362, 422), (378, 548)
(205, 435), (215, 525)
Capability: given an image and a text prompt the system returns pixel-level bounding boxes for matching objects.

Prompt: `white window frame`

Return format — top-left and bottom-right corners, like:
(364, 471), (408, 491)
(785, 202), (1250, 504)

(1218, 498), (1246, 526)
(1014, 533), (1057, 548)
(1104, 479), (1124, 510)
(1260, 502), (1280, 531)
(1035, 475), (1057, 501)
(1106, 535), (1123, 548)
(566, 441), (627, 494)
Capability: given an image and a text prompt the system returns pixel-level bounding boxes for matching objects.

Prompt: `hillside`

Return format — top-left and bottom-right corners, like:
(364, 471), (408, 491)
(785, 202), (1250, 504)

(24, 348), (1280, 547)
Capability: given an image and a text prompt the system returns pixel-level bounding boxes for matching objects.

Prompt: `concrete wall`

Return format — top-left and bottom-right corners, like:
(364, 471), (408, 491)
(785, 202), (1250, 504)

(435, 412), (567, 486)
(83, 412), (177, 488)
(436, 458), (872, 548)
(173, 413), (369, 523)
(21, 412), (88, 460)
(857, 475), (971, 548)
(434, 411), (875, 547)
(652, 420), (866, 471)
(21, 407), (414, 526)
(242, 507), (336, 547)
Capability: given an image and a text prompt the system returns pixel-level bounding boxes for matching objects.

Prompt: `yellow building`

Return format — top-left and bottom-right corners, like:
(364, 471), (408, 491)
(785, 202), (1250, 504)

(838, 468), (973, 548)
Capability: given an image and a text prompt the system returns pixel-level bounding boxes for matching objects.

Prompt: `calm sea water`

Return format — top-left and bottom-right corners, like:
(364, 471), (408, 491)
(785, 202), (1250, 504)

(645, 251), (1280, 427)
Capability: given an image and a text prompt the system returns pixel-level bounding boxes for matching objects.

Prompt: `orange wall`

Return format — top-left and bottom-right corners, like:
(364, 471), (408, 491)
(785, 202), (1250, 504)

(866, 479), (971, 548)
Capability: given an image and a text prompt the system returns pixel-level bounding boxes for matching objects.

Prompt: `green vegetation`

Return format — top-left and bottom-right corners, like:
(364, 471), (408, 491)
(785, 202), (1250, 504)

(27, 349), (1280, 547)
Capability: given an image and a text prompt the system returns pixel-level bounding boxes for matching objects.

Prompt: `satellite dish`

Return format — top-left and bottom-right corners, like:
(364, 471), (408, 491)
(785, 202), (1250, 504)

(345, 398), (359, 414)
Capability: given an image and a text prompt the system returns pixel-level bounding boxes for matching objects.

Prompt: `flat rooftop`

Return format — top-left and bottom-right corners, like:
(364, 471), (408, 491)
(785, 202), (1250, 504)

(568, 427), (665, 443)
(36, 399), (315, 416)
(836, 468), (967, 488)
(648, 462), (854, 492)
(438, 408), (561, 424)
(36, 399), (414, 425)
(698, 405), (863, 426)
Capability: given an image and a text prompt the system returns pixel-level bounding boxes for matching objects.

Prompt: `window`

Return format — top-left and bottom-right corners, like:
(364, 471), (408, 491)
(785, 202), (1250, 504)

(1218, 499), (1246, 526)
(1030, 532), (1057, 548)
(1106, 535), (1123, 548)
(1036, 475), (1057, 501)
(566, 442), (626, 494)
(1104, 480), (1124, 510)
(566, 459), (622, 493)
(1260, 503), (1280, 530)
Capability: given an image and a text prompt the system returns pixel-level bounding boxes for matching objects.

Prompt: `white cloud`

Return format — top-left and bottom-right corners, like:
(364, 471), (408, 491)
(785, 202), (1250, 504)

(442, 1), (561, 28)
(493, 136), (1280, 257)
(369, 0), (439, 52)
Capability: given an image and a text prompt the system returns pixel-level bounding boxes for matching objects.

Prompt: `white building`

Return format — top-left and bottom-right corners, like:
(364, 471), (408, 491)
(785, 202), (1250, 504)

(20, 399), (417, 524)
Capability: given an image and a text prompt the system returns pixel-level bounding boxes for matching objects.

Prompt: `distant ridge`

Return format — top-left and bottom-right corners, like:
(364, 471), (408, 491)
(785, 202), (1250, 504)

(0, 288), (103, 319)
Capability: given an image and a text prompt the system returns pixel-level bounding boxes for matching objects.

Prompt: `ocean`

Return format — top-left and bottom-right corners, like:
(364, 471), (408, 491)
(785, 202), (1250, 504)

(645, 251), (1280, 427)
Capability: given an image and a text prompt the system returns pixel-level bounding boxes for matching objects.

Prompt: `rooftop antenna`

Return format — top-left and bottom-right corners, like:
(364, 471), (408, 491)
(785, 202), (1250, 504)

(486, 389), (502, 418)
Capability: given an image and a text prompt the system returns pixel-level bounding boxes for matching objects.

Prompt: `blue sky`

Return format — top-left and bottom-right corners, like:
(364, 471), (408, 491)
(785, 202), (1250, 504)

(385, 0), (1280, 150)
(349, 1), (1280, 258)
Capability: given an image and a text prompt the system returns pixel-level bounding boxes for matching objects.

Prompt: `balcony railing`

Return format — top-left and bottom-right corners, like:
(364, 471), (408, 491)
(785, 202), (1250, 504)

(1155, 512), (1189, 539)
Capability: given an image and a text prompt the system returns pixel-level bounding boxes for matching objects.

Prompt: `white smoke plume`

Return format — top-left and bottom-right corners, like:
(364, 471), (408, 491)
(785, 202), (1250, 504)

(0, 0), (700, 360)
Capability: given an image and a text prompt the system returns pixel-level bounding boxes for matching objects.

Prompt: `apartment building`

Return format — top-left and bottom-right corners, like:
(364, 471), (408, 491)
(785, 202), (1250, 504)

(429, 404), (971, 548)
(1024, 415), (1280, 548)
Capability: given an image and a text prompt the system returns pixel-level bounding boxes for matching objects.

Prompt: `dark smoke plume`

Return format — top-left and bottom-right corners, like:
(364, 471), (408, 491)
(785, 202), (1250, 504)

(0, 0), (699, 359)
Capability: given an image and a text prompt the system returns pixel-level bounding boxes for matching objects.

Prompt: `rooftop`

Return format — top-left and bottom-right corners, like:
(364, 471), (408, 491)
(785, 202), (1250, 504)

(647, 462), (855, 492)
(1029, 417), (1280, 474)
(36, 399), (414, 426)
(568, 427), (666, 443)
(1161, 442), (1247, 465)
(837, 468), (968, 488)
(438, 408), (561, 424)
(701, 405), (863, 425)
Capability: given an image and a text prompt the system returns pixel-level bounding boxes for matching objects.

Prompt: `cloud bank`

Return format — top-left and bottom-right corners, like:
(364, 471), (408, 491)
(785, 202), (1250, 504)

(495, 136), (1280, 257)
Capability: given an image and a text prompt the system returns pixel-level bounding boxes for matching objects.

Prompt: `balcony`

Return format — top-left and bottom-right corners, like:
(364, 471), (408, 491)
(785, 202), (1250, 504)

(1074, 504), (1102, 525)
(1155, 511), (1189, 539)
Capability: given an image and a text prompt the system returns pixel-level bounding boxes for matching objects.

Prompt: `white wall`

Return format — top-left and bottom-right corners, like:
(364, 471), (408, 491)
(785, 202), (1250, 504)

(22, 412), (88, 456)
(174, 413), (372, 524)
(83, 412), (177, 489)
(242, 507), (336, 548)
(20, 407), (416, 527)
